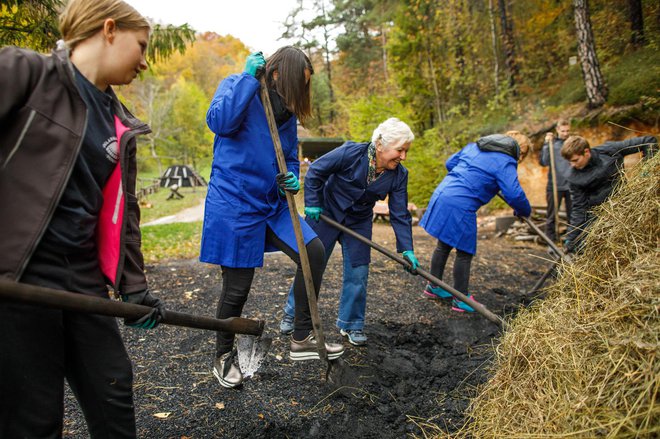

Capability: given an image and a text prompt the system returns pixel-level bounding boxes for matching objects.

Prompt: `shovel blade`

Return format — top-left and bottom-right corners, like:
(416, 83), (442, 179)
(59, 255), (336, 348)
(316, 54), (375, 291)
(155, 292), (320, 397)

(236, 335), (272, 378)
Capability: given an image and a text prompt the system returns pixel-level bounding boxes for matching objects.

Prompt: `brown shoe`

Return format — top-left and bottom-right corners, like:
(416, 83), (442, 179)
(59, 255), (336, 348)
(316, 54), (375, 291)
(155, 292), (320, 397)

(290, 333), (345, 361)
(213, 351), (243, 388)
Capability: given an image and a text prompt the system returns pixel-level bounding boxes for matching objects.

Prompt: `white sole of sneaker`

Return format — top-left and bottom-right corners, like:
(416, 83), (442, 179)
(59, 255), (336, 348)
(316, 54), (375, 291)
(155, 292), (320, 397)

(289, 350), (344, 361)
(212, 367), (242, 389)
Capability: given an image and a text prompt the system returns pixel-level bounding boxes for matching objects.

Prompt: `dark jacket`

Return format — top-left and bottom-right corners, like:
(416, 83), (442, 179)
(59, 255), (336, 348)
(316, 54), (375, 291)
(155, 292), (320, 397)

(0, 46), (151, 294)
(304, 141), (413, 266)
(540, 138), (571, 191)
(565, 136), (657, 248)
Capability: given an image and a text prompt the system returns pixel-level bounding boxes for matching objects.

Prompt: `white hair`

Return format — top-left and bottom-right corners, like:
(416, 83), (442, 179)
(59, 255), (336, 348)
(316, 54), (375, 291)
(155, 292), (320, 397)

(371, 118), (415, 150)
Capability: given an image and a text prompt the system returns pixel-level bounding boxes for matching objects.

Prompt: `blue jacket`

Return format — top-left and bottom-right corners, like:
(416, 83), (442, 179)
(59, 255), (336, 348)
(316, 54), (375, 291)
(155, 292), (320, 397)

(305, 141), (413, 266)
(420, 135), (531, 254)
(200, 73), (316, 268)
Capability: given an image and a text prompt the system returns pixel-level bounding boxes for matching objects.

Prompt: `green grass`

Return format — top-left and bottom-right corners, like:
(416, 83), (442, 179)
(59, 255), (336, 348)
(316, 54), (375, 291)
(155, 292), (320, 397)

(139, 186), (207, 224)
(605, 47), (660, 106)
(140, 221), (203, 263)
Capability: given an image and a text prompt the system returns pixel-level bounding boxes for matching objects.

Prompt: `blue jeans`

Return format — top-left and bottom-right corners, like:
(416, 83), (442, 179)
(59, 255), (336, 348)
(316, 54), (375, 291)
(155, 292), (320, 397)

(284, 240), (369, 331)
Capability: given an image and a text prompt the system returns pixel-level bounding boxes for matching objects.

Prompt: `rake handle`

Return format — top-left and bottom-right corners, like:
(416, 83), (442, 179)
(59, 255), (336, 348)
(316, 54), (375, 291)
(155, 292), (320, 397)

(0, 280), (264, 336)
(319, 214), (505, 328)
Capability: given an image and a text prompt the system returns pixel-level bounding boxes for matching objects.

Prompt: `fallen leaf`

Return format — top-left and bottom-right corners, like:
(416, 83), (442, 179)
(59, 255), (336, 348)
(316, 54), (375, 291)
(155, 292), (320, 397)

(258, 413), (264, 419)
(153, 412), (171, 419)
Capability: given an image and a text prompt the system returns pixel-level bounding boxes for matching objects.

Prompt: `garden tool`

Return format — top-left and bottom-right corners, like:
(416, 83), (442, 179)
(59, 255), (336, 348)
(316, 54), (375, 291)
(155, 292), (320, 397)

(0, 280), (264, 335)
(259, 75), (353, 387)
(526, 261), (557, 296)
(237, 334), (273, 378)
(496, 193), (572, 264)
(319, 214), (506, 328)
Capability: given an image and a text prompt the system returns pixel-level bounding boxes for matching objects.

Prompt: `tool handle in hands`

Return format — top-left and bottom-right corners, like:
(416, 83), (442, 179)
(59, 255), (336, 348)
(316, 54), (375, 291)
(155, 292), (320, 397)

(319, 214), (505, 327)
(0, 280), (264, 336)
(258, 76), (330, 366)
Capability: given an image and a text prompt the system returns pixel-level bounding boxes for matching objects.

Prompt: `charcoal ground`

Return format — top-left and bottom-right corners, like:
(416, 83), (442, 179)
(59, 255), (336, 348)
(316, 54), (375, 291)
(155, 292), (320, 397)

(63, 222), (548, 438)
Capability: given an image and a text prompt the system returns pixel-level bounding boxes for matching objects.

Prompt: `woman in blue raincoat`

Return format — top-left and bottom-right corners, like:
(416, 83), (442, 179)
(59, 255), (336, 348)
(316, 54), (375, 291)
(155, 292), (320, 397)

(201, 47), (343, 389)
(279, 118), (419, 346)
(420, 131), (532, 312)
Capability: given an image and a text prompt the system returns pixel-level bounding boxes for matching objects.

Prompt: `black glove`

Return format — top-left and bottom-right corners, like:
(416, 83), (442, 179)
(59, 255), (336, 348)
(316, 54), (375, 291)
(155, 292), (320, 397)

(121, 290), (165, 329)
(275, 171), (300, 195)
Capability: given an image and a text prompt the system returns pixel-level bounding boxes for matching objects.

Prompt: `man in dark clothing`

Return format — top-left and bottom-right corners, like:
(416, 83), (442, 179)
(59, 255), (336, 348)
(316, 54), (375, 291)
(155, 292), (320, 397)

(540, 119), (572, 241)
(560, 135), (657, 252)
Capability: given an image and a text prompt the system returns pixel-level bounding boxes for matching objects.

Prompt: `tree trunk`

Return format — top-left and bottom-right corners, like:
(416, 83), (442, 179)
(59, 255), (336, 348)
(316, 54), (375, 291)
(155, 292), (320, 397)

(489, 0), (500, 97)
(497, 0), (518, 96)
(573, 0), (608, 108)
(452, 0), (467, 112)
(627, 0), (645, 47)
(318, 0), (336, 123)
(426, 45), (444, 124)
(381, 25), (388, 83)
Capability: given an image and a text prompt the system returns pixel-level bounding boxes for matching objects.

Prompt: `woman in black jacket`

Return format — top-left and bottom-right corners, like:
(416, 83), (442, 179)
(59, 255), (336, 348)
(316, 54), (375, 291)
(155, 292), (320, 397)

(0, 0), (163, 437)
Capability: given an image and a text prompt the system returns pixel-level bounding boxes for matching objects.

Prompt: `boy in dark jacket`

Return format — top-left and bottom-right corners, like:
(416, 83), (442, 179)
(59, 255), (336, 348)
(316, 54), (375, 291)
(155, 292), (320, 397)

(560, 135), (657, 252)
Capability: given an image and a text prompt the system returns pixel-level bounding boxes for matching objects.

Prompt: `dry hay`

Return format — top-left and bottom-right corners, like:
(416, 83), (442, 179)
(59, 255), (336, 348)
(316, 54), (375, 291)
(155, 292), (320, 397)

(451, 154), (660, 438)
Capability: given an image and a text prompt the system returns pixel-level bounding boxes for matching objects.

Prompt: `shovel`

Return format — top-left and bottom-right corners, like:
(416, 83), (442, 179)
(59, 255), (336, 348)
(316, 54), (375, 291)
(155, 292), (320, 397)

(259, 75), (351, 385)
(496, 193), (572, 264)
(319, 214), (506, 328)
(0, 280), (264, 335)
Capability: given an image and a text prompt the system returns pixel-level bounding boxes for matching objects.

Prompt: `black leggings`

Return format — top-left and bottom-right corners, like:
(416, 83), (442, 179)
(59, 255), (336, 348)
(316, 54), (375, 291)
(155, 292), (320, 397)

(216, 228), (325, 356)
(430, 240), (473, 295)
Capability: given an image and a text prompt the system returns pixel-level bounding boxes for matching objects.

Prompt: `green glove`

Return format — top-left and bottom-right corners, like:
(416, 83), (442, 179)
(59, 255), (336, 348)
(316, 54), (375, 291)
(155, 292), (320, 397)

(276, 171), (300, 195)
(304, 206), (323, 221)
(121, 290), (164, 330)
(244, 51), (265, 77)
(402, 250), (419, 274)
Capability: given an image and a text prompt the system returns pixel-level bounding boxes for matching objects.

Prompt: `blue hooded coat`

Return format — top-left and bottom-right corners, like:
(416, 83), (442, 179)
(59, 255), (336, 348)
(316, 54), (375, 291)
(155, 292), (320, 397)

(304, 141), (413, 267)
(420, 135), (531, 255)
(200, 73), (316, 268)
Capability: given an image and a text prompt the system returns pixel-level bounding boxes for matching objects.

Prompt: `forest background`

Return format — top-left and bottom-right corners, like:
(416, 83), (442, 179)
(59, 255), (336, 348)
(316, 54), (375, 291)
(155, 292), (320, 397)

(2, 0), (659, 208)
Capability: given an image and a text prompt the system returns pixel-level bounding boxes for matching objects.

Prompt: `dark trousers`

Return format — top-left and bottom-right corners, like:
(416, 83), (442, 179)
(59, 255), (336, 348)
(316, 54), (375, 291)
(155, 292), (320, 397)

(545, 189), (572, 241)
(216, 229), (325, 356)
(0, 246), (136, 438)
(430, 240), (473, 295)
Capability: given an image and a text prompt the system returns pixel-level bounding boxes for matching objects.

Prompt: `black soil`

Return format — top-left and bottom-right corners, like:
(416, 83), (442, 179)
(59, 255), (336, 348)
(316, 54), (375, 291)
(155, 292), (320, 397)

(63, 223), (549, 438)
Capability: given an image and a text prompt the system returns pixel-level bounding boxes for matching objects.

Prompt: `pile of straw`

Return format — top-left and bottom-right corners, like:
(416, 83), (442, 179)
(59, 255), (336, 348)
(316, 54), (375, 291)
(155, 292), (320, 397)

(455, 154), (659, 437)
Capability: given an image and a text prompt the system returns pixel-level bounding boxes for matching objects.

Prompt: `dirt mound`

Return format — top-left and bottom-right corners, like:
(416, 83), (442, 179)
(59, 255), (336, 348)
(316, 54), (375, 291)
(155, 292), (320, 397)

(63, 224), (547, 437)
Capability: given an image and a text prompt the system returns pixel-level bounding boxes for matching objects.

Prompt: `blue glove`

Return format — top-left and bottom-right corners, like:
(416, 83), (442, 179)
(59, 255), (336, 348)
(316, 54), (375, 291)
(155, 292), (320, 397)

(276, 172), (300, 195)
(402, 250), (419, 274)
(304, 206), (323, 221)
(121, 290), (164, 329)
(244, 52), (265, 77)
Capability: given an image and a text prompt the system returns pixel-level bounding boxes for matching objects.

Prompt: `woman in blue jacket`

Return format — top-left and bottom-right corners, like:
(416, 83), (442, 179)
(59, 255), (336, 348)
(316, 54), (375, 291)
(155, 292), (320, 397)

(201, 47), (343, 389)
(280, 118), (419, 346)
(420, 132), (532, 312)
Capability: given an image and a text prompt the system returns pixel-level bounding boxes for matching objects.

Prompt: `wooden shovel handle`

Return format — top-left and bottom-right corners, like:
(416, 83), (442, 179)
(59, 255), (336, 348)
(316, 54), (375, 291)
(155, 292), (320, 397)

(258, 76), (330, 367)
(0, 280), (264, 336)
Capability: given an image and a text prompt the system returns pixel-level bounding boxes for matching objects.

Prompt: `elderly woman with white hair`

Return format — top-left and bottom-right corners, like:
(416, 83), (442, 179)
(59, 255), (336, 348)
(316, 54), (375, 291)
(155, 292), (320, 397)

(279, 117), (418, 346)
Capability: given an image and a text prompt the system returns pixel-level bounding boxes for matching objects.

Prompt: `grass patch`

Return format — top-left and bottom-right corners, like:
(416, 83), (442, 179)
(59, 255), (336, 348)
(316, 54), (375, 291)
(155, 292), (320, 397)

(139, 186), (207, 224)
(605, 47), (660, 106)
(141, 221), (202, 263)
